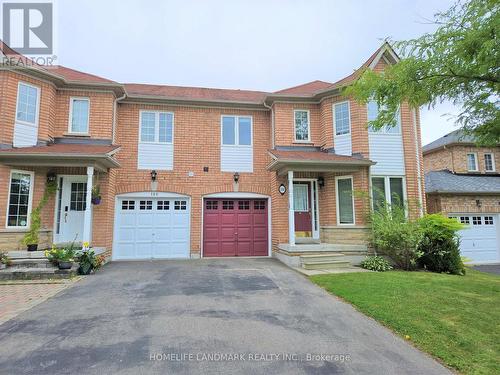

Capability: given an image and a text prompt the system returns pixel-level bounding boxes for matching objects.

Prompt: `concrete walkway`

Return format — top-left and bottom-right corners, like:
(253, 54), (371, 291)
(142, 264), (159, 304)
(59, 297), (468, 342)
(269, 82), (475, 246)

(0, 259), (450, 374)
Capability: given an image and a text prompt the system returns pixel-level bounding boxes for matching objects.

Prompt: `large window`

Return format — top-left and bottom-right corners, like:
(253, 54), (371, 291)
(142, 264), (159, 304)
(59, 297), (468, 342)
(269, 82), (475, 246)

(484, 153), (495, 172)
(69, 98), (90, 134)
(371, 176), (405, 212)
(294, 110), (310, 141)
(7, 171), (33, 228)
(467, 153), (478, 171)
(336, 177), (354, 224)
(334, 102), (350, 135)
(367, 100), (401, 134)
(16, 82), (39, 125)
(222, 116), (252, 146)
(140, 111), (174, 143)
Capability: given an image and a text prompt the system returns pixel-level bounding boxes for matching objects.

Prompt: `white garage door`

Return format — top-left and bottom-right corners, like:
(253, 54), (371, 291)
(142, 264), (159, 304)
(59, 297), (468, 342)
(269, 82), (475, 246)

(453, 215), (500, 263)
(114, 196), (190, 260)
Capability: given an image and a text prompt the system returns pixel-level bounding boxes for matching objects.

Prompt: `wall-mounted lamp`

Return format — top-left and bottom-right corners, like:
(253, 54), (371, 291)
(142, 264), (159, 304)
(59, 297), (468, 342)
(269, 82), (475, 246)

(476, 199), (482, 208)
(46, 171), (57, 184)
(150, 170), (158, 182)
(318, 176), (325, 189)
(233, 172), (240, 184)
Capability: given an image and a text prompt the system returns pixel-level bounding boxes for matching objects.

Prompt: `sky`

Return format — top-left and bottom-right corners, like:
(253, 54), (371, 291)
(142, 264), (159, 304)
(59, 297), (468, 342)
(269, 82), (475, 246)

(55, 0), (461, 145)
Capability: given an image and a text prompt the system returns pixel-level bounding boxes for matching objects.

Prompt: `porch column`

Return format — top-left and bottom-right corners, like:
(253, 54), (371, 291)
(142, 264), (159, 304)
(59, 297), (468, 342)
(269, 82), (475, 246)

(288, 170), (295, 246)
(82, 166), (94, 244)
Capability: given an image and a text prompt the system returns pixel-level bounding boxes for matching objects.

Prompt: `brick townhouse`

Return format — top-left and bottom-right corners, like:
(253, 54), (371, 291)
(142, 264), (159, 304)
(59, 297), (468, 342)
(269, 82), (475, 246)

(0, 41), (425, 269)
(424, 130), (500, 263)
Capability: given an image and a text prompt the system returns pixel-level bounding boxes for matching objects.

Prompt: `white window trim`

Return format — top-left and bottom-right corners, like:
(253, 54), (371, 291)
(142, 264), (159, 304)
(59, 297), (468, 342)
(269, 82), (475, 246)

(367, 101), (402, 135)
(467, 153), (479, 172)
(370, 175), (408, 216)
(220, 115), (253, 147)
(139, 110), (175, 144)
(67, 97), (90, 135)
(333, 101), (351, 136)
(15, 81), (40, 127)
(484, 153), (496, 172)
(293, 109), (311, 142)
(5, 169), (35, 229)
(335, 175), (355, 225)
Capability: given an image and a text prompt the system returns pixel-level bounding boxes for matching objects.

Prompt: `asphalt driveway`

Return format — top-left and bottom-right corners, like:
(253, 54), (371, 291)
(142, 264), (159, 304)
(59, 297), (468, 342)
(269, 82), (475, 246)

(0, 259), (450, 374)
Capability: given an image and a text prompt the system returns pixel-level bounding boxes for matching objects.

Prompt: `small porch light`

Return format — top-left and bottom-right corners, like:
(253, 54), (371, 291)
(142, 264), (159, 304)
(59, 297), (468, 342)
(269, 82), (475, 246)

(318, 176), (325, 188)
(46, 171), (57, 184)
(233, 172), (240, 184)
(476, 199), (482, 208)
(150, 170), (158, 181)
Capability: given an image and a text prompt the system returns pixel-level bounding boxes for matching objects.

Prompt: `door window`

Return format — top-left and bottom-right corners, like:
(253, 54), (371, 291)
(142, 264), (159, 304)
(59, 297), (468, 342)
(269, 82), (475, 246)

(293, 184), (309, 211)
(70, 183), (87, 211)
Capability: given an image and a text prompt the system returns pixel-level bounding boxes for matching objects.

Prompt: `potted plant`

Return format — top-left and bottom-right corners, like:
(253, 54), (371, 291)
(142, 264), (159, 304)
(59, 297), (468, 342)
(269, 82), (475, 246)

(45, 243), (77, 270)
(91, 185), (102, 205)
(0, 252), (11, 270)
(77, 248), (104, 275)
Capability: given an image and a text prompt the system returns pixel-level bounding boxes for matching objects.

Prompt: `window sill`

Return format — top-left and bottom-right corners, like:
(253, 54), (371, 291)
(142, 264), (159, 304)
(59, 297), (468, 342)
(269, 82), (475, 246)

(292, 141), (314, 145)
(64, 133), (91, 137)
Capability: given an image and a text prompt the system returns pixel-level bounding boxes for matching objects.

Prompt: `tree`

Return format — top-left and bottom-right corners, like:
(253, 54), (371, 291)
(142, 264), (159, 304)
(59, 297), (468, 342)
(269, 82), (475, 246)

(345, 0), (499, 145)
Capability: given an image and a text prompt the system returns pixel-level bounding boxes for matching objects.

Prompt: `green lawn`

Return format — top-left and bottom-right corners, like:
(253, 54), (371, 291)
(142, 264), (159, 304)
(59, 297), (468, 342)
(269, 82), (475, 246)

(311, 269), (500, 375)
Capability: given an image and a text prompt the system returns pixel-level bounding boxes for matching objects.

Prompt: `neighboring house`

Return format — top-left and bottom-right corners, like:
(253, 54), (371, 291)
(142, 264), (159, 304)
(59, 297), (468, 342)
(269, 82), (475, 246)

(0, 41), (425, 268)
(424, 130), (500, 263)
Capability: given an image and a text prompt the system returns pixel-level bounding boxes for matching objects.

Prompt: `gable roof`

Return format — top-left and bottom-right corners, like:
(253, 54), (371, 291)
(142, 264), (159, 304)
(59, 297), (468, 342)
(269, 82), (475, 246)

(423, 129), (477, 154)
(425, 170), (500, 194)
(274, 80), (333, 95)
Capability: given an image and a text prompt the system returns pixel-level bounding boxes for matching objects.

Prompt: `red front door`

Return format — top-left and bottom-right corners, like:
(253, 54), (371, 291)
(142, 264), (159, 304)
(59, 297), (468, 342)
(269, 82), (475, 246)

(294, 182), (312, 237)
(203, 199), (268, 257)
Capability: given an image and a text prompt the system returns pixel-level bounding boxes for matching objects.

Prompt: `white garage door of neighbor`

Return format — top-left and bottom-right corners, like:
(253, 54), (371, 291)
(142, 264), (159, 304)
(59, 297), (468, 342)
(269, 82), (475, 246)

(114, 197), (190, 260)
(453, 215), (500, 263)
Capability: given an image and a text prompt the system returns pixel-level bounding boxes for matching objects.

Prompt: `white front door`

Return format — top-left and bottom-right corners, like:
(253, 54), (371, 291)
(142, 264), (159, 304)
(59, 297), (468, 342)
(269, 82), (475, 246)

(57, 176), (87, 243)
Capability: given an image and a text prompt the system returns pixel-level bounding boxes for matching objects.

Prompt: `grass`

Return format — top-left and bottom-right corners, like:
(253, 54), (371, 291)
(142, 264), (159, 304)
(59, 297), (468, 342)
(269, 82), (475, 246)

(311, 269), (500, 375)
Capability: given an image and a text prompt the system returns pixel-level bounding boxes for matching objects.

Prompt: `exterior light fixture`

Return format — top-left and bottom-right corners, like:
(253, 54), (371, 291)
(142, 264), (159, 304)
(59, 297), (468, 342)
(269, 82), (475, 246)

(476, 199), (482, 208)
(46, 171), (57, 184)
(318, 176), (325, 188)
(233, 172), (240, 183)
(150, 170), (158, 181)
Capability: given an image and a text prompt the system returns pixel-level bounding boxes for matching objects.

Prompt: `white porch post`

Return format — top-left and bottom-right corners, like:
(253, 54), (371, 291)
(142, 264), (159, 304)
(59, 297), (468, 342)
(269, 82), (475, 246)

(82, 166), (94, 244)
(288, 170), (295, 246)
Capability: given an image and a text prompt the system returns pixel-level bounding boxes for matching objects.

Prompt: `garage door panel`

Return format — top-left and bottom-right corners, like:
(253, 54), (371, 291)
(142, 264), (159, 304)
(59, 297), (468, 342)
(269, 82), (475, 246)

(118, 228), (135, 242)
(118, 244), (135, 258)
(203, 242), (219, 257)
(221, 213), (236, 224)
(204, 213), (219, 225)
(137, 214), (154, 226)
(454, 215), (499, 263)
(237, 214), (252, 225)
(120, 214), (136, 227)
(135, 243), (152, 257)
(237, 242), (252, 256)
(237, 227), (251, 240)
(253, 227), (267, 240)
(253, 241), (268, 256)
(220, 242), (236, 256)
(204, 227), (219, 240)
(220, 227), (235, 240)
(253, 214), (267, 226)
(155, 213), (172, 226)
(136, 228), (153, 241)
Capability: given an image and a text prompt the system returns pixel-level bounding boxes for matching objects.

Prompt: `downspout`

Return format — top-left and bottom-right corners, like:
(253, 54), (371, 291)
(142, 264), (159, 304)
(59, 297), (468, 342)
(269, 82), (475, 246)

(112, 91), (127, 144)
(413, 108), (424, 217)
(263, 100), (275, 149)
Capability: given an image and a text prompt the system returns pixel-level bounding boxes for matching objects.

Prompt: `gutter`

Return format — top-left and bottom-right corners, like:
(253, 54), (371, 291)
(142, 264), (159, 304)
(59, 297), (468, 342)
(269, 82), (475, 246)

(263, 101), (275, 149)
(113, 92), (127, 144)
(413, 108), (424, 216)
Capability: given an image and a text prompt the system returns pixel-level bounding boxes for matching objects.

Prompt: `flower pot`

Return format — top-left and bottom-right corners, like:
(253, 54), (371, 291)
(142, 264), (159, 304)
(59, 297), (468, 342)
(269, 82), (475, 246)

(91, 197), (101, 205)
(27, 244), (38, 252)
(58, 261), (73, 270)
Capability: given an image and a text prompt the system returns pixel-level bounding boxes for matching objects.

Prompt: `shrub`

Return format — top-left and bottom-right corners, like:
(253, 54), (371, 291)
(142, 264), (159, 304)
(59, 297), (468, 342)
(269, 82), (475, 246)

(370, 202), (423, 270)
(418, 214), (466, 275)
(0, 252), (12, 266)
(45, 242), (77, 265)
(77, 249), (104, 275)
(360, 256), (393, 272)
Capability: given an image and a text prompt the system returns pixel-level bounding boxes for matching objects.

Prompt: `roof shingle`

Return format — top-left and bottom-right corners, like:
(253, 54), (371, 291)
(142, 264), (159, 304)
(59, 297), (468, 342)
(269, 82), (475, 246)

(425, 170), (500, 194)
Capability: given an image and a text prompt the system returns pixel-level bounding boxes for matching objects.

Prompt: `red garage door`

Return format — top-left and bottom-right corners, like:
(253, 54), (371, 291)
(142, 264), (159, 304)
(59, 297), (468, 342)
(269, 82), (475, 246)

(203, 199), (268, 257)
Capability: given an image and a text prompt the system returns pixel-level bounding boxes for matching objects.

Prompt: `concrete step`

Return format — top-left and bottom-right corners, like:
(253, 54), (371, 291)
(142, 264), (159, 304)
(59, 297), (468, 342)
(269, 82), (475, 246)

(6, 250), (47, 259)
(0, 266), (77, 280)
(9, 258), (54, 269)
(302, 260), (351, 270)
(278, 243), (368, 254)
(300, 253), (345, 263)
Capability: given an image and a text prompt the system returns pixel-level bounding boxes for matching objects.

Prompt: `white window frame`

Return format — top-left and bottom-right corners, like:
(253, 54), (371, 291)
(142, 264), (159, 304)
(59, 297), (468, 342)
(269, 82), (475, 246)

(15, 81), (40, 127)
(220, 115), (253, 147)
(367, 101), (402, 135)
(467, 153), (478, 172)
(68, 97), (90, 135)
(293, 109), (311, 142)
(484, 153), (496, 172)
(370, 175), (407, 212)
(335, 176), (355, 225)
(333, 101), (351, 136)
(139, 110), (175, 144)
(5, 169), (35, 229)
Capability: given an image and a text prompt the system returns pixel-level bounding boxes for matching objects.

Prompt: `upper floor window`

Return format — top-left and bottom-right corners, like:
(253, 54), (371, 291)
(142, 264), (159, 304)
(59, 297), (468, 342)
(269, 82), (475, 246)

(7, 171), (33, 228)
(16, 82), (39, 125)
(367, 100), (401, 134)
(69, 98), (90, 134)
(484, 153), (495, 172)
(467, 153), (478, 171)
(222, 116), (252, 146)
(334, 102), (350, 135)
(140, 111), (173, 143)
(294, 110), (310, 142)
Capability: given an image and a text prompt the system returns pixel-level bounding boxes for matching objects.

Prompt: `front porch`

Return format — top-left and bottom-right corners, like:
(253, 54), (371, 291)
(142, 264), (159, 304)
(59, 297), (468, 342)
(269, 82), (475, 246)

(267, 148), (375, 270)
